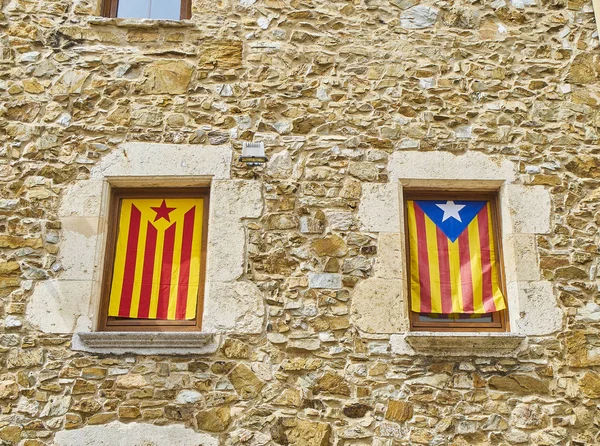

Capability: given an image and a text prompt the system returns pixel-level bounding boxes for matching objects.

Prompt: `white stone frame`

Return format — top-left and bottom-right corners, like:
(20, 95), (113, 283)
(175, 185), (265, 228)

(353, 151), (563, 356)
(26, 143), (266, 344)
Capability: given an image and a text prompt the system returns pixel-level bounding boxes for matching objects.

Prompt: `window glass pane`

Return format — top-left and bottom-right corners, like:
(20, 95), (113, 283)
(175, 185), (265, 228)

(418, 313), (494, 323)
(149, 0), (181, 20)
(117, 0), (151, 18)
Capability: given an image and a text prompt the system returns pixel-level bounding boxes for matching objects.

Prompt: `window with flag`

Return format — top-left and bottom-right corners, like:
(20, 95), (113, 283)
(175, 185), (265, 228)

(99, 188), (209, 331)
(405, 192), (509, 332)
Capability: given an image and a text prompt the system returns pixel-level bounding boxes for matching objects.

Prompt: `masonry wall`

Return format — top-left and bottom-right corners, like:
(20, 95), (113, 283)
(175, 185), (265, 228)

(1, 0), (600, 444)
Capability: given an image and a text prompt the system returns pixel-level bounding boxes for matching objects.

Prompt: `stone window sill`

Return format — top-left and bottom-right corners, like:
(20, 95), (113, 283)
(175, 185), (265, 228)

(87, 17), (195, 28)
(404, 332), (526, 357)
(72, 332), (220, 355)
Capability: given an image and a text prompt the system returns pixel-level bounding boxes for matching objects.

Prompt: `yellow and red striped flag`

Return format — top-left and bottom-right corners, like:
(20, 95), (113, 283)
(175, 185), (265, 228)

(407, 200), (506, 314)
(108, 198), (203, 320)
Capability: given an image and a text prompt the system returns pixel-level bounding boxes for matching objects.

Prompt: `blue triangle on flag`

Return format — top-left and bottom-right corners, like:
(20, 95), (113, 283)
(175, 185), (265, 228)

(415, 200), (487, 242)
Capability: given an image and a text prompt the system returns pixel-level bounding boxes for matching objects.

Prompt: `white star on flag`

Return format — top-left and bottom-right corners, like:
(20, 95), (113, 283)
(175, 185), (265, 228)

(436, 201), (466, 222)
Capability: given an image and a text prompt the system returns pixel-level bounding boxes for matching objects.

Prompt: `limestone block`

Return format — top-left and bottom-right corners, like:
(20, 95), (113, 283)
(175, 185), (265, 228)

(54, 421), (218, 446)
(357, 183), (400, 233)
(26, 280), (93, 334)
(374, 233), (403, 279)
(58, 180), (103, 218)
(202, 281), (265, 333)
(58, 217), (100, 281)
(510, 281), (563, 336)
(350, 278), (407, 333)
(389, 151), (516, 184)
(504, 185), (551, 234)
(210, 180), (263, 222)
(92, 143), (232, 180)
(207, 180), (263, 282)
(206, 223), (246, 282)
(503, 234), (540, 283)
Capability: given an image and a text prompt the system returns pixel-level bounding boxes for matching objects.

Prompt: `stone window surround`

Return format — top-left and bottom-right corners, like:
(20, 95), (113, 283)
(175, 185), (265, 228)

(353, 151), (563, 357)
(25, 143), (266, 354)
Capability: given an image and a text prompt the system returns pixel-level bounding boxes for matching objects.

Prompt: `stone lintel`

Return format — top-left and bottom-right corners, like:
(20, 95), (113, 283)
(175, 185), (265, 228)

(403, 332), (526, 357)
(72, 332), (220, 355)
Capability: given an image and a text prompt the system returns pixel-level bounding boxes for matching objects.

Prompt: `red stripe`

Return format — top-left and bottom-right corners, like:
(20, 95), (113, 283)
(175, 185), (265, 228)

(414, 203), (431, 313)
(458, 227), (474, 313)
(175, 207), (196, 320)
(436, 226), (453, 313)
(156, 223), (176, 319)
(477, 206), (496, 312)
(119, 205), (142, 317)
(137, 222), (158, 319)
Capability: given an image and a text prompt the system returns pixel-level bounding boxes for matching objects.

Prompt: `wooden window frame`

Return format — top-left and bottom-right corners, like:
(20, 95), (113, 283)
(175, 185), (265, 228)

(101, 0), (192, 20)
(404, 189), (510, 333)
(98, 187), (209, 332)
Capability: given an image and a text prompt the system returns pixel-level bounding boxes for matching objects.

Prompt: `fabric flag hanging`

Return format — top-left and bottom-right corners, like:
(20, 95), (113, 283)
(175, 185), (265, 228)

(407, 199), (506, 315)
(108, 198), (203, 320)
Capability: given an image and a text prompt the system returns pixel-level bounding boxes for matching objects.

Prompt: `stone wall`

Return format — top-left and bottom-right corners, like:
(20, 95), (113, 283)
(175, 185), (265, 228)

(1, 0), (600, 444)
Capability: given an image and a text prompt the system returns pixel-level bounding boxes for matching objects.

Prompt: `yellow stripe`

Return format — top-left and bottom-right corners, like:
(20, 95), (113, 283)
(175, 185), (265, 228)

(447, 236), (464, 313)
(149, 223), (165, 319)
(407, 201), (421, 312)
(108, 201), (132, 316)
(488, 204), (506, 311)
(129, 211), (148, 318)
(424, 213), (442, 313)
(186, 201), (203, 319)
(167, 219), (184, 320)
(467, 215), (484, 313)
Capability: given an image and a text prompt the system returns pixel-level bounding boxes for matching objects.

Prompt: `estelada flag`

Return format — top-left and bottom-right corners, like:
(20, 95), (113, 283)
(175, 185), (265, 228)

(407, 200), (506, 314)
(108, 198), (204, 320)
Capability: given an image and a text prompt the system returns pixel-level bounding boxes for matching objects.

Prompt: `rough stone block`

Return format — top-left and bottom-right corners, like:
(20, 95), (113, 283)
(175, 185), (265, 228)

(308, 273), (342, 289)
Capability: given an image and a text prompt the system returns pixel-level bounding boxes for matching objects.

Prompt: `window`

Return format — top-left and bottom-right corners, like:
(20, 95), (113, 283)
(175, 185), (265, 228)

(98, 188), (209, 332)
(102, 0), (191, 20)
(404, 191), (509, 332)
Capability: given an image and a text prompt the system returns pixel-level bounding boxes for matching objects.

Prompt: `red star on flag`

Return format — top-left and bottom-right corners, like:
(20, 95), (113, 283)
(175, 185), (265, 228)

(151, 200), (176, 222)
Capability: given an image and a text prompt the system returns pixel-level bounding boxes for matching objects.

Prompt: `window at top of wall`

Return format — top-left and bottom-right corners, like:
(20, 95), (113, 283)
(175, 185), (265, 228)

(98, 188), (209, 332)
(404, 190), (509, 333)
(102, 0), (191, 20)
